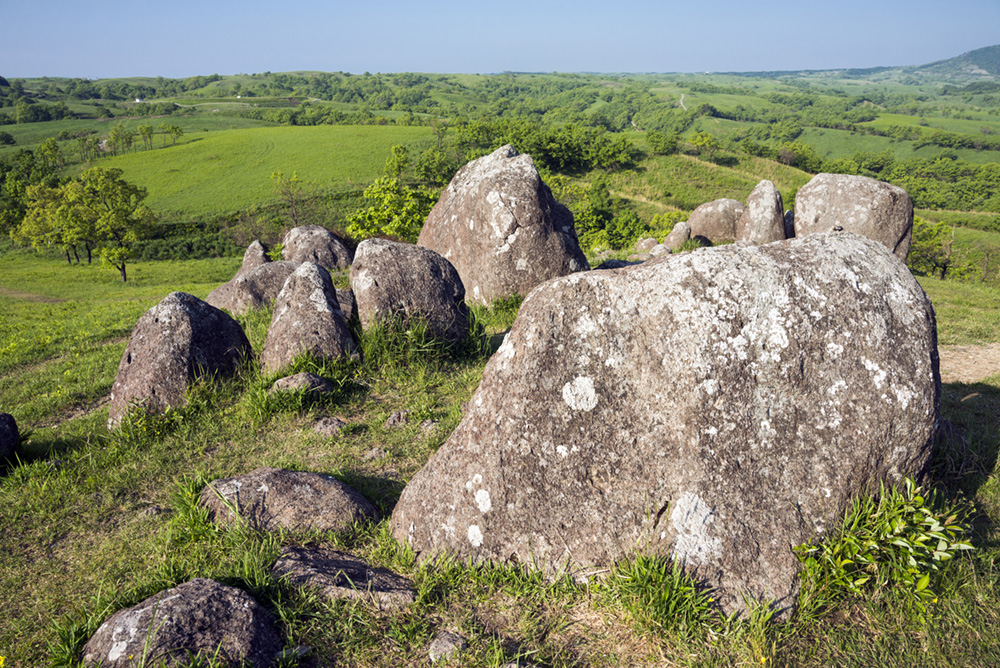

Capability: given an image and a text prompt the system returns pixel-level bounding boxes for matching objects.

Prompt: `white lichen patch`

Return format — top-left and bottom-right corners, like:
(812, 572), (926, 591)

(353, 269), (374, 293)
(863, 358), (887, 389)
(308, 288), (333, 313)
(516, 257), (528, 271)
(474, 489), (492, 513)
(825, 342), (844, 359)
(465, 473), (483, 492)
(562, 376), (598, 412)
(468, 524), (484, 547)
(669, 492), (723, 566)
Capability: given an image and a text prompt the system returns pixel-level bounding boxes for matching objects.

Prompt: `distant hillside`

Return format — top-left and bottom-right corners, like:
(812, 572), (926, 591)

(911, 44), (1000, 80)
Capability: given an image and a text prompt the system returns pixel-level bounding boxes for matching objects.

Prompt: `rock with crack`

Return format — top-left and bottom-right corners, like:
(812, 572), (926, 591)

(350, 238), (470, 344)
(282, 225), (353, 270)
(391, 233), (940, 617)
(417, 145), (589, 306)
(81, 578), (283, 667)
(794, 173), (913, 260)
(201, 467), (378, 532)
(270, 372), (335, 395)
(271, 546), (416, 610)
(260, 263), (357, 374)
(108, 292), (251, 428)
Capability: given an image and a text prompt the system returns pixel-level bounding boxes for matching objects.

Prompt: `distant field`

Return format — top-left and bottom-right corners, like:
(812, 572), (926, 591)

(99, 125), (433, 221)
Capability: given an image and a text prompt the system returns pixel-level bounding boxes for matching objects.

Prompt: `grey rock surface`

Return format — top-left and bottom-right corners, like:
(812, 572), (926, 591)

(391, 233), (940, 616)
(314, 416), (348, 437)
(201, 467), (378, 532)
(350, 238), (470, 344)
(282, 225), (353, 269)
(240, 240), (270, 275)
(81, 578), (282, 667)
(686, 198), (746, 244)
(108, 293), (251, 428)
(0, 413), (17, 459)
(635, 237), (657, 253)
(736, 180), (786, 245)
(260, 263), (357, 374)
(335, 287), (356, 323)
(271, 546), (416, 610)
(665, 221), (692, 251)
(270, 372), (335, 395)
(418, 145), (589, 305)
(783, 210), (796, 239)
(428, 631), (468, 663)
(205, 261), (300, 315)
(794, 173), (914, 260)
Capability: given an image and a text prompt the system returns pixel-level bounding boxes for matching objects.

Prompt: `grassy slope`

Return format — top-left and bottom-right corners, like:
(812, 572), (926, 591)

(97, 125), (432, 220)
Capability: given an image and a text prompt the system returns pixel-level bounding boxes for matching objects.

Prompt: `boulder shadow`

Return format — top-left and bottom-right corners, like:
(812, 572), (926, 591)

(329, 470), (407, 517)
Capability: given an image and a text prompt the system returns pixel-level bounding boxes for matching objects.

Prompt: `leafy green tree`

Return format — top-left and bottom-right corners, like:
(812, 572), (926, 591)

(137, 124), (154, 151)
(38, 137), (63, 169)
(15, 184), (78, 263)
(0, 131), (14, 146)
(66, 167), (155, 281)
(384, 144), (409, 179)
(689, 131), (719, 157)
(907, 218), (965, 280)
(346, 176), (434, 243)
(414, 147), (458, 186)
(605, 209), (646, 249)
(647, 131), (679, 155)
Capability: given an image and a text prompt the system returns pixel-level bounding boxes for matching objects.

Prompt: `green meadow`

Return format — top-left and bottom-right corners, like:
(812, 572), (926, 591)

(101, 125), (432, 221)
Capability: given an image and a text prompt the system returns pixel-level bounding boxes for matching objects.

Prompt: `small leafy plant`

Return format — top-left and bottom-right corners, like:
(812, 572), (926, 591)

(795, 478), (973, 617)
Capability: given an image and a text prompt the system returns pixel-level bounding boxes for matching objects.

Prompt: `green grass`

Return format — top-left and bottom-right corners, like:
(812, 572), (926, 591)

(96, 125), (432, 222)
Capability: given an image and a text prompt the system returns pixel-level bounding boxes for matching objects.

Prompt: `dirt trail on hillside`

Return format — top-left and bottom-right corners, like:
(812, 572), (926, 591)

(0, 287), (66, 303)
(939, 343), (1000, 384)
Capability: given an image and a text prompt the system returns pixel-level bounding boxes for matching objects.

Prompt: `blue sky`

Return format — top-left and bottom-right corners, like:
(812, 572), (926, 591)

(3, 0), (998, 78)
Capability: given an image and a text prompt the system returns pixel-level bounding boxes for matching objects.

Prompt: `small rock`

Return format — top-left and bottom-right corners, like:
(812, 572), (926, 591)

(271, 547), (416, 611)
(270, 372), (335, 395)
(634, 237), (657, 253)
(140, 505), (168, 517)
(364, 447), (388, 461)
(626, 253), (651, 262)
(420, 419), (440, 433)
(201, 467), (378, 532)
(665, 221), (692, 251)
(81, 578), (282, 668)
(649, 243), (669, 256)
(385, 410), (411, 428)
(428, 631), (468, 663)
(315, 417), (348, 437)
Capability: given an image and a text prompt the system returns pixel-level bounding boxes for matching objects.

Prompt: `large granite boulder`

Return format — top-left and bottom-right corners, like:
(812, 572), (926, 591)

(417, 145), (589, 306)
(240, 240), (271, 274)
(82, 578), (283, 667)
(0, 413), (17, 460)
(260, 262), (357, 374)
(205, 261), (300, 315)
(350, 238), (470, 344)
(108, 293), (251, 428)
(686, 198), (746, 244)
(201, 467), (378, 532)
(736, 180), (786, 245)
(282, 225), (353, 270)
(794, 173), (914, 260)
(391, 233), (940, 616)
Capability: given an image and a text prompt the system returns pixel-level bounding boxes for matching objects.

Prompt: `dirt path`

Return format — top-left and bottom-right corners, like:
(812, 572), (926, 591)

(679, 94), (687, 111)
(939, 343), (1000, 384)
(0, 287), (66, 303)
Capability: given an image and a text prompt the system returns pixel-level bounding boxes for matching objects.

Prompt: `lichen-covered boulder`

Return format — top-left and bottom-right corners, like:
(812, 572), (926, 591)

(686, 198), (746, 244)
(201, 467), (378, 532)
(794, 173), (914, 260)
(282, 225), (353, 270)
(391, 233), (939, 616)
(417, 145), (589, 305)
(108, 293), (251, 428)
(260, 263), (357, 374)
(736, 180), (786, 245)
(350, 238), (470, 344)
(0, 413), (17, 460)
(205, 261), (300, 315)
(81, 578), (282, 667)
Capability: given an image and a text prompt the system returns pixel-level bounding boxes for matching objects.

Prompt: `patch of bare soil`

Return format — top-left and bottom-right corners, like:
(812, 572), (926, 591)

(0, 287), (66, 303)
(939, 343), (1000, 384)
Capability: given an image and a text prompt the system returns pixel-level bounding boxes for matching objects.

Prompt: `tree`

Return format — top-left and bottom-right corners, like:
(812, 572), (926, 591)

(0, 131), (14, 146)
(346, 176), (433, 243)
(38, 137), (63, 169)
(415, 147), (457, 186)
(384, 144), (409, 179)
(66, 167), (154, 282)
(689, 131), (719, 157)
(647, 131), (679, 155)
(907, 218), (964, 280)
(137, 124), (154, 151)
(271, 171), (307, 227)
